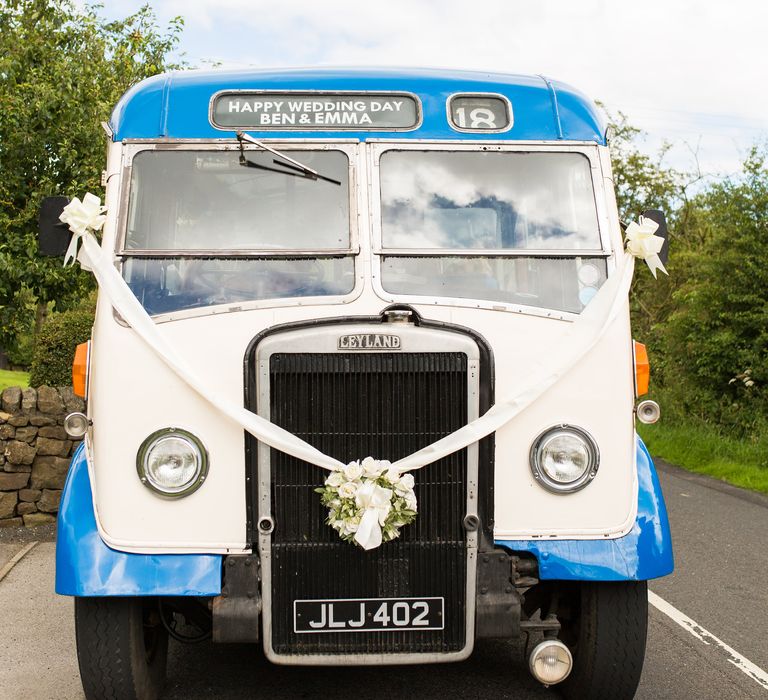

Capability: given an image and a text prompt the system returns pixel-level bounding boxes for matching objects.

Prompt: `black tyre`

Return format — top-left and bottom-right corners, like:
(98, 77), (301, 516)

(75, 596), (169, 700)
(559, 581), (648, 700)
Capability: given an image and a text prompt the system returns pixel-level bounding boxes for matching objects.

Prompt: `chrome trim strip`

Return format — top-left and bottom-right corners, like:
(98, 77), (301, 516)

(119, 248), (357, 258)
(374, 248), (610, 257)
(255, 323), (480, 665)
(119, 138), (362, 144)
(363, 138), (604, 146)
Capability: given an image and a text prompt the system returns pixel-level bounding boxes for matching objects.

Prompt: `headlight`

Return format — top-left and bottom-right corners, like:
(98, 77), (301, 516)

(137, 428), (208, 497)
(529, 425), (599, 493)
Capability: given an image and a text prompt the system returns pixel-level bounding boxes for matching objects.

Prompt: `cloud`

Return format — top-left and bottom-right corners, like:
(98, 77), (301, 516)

(102, 0), (767, 174)
(151, 0), (766, 109)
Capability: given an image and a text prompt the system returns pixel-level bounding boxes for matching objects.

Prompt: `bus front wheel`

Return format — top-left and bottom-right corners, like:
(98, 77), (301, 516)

(559, 580), (648, 699)
(75, 596), (168, 700)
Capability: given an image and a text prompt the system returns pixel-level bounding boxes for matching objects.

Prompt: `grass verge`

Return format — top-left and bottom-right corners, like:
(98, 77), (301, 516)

(0, 369), (29, 392)
(639, 420), (768, 494)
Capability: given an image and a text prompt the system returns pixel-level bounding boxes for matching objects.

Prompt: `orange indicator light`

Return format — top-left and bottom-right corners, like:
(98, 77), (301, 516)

(634, 341), (650, 396)
(73, 341), (89, 399)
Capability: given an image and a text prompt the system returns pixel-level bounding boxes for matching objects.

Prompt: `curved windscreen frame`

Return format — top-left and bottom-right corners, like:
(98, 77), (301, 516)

(369, 142), (615, 317)
(113, 142), (362, 319)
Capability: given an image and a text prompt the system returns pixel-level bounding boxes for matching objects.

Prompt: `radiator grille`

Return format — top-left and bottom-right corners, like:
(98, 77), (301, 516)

(267, 352), (468, 655)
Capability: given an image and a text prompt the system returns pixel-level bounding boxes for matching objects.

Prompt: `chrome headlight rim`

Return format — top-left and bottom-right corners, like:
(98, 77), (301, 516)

(529, 424), (600, 494)
(136, 427), (209, 499)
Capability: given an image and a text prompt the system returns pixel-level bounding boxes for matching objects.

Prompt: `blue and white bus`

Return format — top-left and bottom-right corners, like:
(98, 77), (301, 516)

(42, 67), (673, 699)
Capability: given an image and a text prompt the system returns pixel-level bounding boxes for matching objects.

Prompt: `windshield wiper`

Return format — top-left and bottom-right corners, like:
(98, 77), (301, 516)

(238, 156), (313, 180)
(236, 131), (342, 186)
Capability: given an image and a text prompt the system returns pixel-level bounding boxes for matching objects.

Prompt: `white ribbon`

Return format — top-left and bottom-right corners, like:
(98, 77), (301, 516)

(64, 193), (638, 547)
(624, 216), (668, 279)
(63, 196), (344, 472)
(391, 255), (635, 472)
(353, 482), (394, 550)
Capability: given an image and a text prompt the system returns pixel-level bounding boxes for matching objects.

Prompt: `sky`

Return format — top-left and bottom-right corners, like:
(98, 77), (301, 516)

(99, 0), (768, 180)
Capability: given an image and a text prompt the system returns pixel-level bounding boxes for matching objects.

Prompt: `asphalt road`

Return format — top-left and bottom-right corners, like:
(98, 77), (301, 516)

(1, 461), (767, 700)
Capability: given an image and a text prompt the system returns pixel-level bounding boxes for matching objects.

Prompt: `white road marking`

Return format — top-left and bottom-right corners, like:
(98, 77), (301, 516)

(0, 541), (38, 583)
(649, 589), (768, 692)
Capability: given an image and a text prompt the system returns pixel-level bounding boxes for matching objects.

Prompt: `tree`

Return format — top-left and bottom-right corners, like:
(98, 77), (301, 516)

(660, 148), (768, 435)
(0, 1), (184, 366)
(603, 110), (722, 353)
(606, 111), (682, 221)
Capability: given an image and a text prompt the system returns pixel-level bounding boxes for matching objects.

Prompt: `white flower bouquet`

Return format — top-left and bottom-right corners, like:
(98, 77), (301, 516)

(315, 457), (418, 550)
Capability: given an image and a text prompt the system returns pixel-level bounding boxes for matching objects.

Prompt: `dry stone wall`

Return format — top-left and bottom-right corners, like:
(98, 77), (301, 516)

(0, 386), (84, 528)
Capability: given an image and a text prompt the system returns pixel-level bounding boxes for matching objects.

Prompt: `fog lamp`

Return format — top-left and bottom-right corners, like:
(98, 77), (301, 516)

(137, 428), (208, 498)
(64, 412), (89, 438)
(529, 639), (573, 685)
(530, 424), (599, 493)
(636, 399), (661, 424)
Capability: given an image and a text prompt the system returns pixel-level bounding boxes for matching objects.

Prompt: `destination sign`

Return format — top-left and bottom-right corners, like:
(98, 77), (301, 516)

(211, 92), (420, 130)
(448, 94), (512, 132)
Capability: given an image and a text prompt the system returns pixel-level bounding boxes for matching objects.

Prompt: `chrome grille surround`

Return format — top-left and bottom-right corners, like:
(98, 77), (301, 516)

(254, 323), (480, 665)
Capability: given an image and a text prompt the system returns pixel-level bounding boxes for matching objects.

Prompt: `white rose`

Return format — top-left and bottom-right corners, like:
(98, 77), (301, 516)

(343, 461), (364, 481)
(362, 456), (385, 478)
(384, 467), (401, 484)
(395, 473), (415, 495)
(405, 492), (418, 512)
(326, 470), (344, 488)
(338, 481), (359, 499)
(343, 516), (360, 534)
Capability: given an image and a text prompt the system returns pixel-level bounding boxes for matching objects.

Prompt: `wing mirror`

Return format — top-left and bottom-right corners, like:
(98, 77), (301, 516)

(639, 209), (669, 266)
(38, 196), (72, 256)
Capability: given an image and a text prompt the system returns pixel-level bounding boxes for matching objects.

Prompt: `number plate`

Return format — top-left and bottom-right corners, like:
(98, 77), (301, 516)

(293, 597), (444, 633)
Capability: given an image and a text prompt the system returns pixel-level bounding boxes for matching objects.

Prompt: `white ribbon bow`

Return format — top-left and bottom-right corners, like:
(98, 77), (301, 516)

(60, 193), (107, 268)
(625, 216), (668, 278)
(353, 482), (393, 550)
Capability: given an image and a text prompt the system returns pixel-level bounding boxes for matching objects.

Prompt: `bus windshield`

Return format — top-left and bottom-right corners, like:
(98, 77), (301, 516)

(121, 149), (355, 315)
(378, 150), (607, 314)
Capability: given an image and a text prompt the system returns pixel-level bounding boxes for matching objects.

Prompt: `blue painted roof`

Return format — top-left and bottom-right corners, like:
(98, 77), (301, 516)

(110, 67), (606, 144)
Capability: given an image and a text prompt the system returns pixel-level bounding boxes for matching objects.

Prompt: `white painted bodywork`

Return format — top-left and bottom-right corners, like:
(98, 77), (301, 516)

(87, 139), (636, 554)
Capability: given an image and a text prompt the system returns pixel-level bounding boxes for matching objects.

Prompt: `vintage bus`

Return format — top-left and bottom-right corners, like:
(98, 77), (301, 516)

(42, 67), (673, 699)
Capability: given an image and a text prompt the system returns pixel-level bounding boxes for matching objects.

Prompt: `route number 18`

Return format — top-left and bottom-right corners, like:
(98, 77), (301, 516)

(453, 107), (497, 129)
(449, 95), (511, 131)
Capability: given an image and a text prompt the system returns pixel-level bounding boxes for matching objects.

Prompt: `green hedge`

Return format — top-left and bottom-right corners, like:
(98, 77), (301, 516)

(29, 304), (94, 387)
